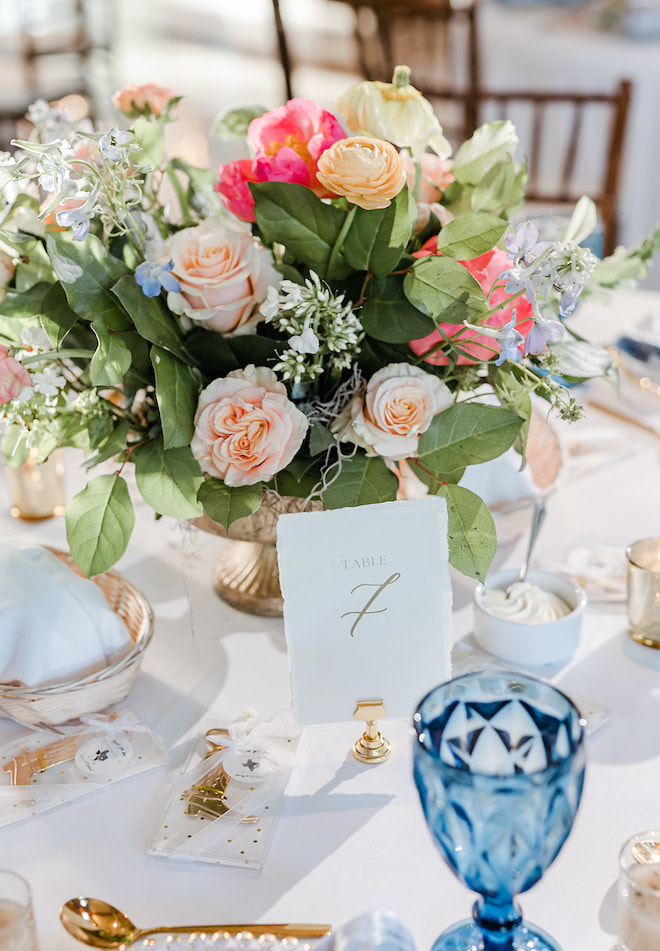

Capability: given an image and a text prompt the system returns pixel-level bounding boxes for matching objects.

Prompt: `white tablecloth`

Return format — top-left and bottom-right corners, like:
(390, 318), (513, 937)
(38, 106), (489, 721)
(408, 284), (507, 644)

(479, 1), (660, 290)
(0, 289), (659, 951)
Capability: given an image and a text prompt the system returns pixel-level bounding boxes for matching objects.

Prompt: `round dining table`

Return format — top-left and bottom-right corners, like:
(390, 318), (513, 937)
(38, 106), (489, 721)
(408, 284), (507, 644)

(0, 288), (659, 951)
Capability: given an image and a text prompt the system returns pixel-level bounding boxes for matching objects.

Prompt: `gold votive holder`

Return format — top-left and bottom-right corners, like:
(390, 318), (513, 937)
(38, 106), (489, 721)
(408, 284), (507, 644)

(626, 538), (660, 648)
(4, 448), (66, 520)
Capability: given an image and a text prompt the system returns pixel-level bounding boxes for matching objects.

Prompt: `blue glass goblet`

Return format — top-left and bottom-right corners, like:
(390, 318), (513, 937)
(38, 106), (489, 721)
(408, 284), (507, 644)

(413, 670), (585, 951)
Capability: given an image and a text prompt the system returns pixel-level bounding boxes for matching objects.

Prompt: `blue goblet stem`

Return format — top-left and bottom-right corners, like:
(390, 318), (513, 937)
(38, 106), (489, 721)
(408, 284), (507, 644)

(473, 896), (522, 950)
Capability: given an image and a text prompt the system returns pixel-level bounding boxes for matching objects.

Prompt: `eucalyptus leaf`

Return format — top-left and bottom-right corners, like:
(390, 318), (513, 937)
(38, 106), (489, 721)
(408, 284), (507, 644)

(150, 345), (199, 449)
(404, 256), (487, 325)
(133, 442), (203, 518)
(90, 320), (132, 386)
(435, 482), (497, 580)
(65, 473), (135, 576)
(418, 402), (523, 472)
(251, 181), (351, 280)
(321, 454), (398, 508)
(198, 479), (262, 529)
(435, 212), (507, 260)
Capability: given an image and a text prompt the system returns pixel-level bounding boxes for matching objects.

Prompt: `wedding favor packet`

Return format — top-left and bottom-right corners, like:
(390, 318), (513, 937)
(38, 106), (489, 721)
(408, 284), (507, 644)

(148, 713), (300, 869)
(0, 706), (167, 827)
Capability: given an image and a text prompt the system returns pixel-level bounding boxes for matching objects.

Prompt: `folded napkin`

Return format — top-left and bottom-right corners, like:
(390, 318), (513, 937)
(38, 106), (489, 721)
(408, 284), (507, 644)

(0, 543), (134, 687)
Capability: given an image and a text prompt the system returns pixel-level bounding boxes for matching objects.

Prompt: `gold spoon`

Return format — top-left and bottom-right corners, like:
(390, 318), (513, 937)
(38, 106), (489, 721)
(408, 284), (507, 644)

(632, 840), (660, 864)
(60, 897), (332, 948)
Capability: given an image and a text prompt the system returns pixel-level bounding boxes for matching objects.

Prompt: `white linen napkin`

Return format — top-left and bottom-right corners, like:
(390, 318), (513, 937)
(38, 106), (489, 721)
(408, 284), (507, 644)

(0, 542), (134, 687)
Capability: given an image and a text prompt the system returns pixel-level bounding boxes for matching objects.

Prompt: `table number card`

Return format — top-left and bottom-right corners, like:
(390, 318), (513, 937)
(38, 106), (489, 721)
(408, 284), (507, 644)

(277, 498), (453, 725)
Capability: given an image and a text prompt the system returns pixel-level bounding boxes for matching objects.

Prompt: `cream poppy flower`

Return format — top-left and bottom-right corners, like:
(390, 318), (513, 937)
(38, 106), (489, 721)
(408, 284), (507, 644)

(336, 66), (452, 160)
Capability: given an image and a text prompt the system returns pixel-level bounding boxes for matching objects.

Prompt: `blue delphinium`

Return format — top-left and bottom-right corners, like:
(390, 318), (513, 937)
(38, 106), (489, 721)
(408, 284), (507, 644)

(134, 260), (181, 298)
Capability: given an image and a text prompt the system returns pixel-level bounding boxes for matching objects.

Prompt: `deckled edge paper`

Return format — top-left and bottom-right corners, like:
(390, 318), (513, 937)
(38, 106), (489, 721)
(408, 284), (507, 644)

(277, 498), (453, 725)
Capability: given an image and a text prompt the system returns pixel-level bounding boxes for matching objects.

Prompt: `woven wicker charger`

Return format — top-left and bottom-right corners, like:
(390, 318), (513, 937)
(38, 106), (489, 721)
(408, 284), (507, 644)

(0, 548), (154, 727)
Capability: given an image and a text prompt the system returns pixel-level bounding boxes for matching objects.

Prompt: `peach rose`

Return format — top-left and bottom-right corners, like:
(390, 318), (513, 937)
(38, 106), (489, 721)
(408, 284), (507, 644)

(191, 365), (308, 486)
(0, 346), (31, 404)
(316, 136), (406, 211)
(111, 83), (175, 117)
(163, 218), (279, 335)
(331, 363), (452, 460)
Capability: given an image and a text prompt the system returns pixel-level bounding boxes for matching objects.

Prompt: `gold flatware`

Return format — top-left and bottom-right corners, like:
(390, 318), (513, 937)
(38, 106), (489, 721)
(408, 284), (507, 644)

(60, 897), (332, 948)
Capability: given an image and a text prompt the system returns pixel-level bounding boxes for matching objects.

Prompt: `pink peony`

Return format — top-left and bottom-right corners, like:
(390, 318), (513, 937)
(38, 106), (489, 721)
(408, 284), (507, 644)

(409, 241), (534, 365)
(403, 152), (454, 205)
(0, 346), (31, 404)
(214, 158), (259, 223)
(111, 83), (175, 117)
(247, 98), (345, 196)
(331, 362), (452, 461)
(163, 217), (279, 335)
(191, 365), (308, 486)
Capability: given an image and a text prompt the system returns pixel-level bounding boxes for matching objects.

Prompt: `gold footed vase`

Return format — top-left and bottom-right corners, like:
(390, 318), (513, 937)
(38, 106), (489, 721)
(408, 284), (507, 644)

(193, 492), (321, 617)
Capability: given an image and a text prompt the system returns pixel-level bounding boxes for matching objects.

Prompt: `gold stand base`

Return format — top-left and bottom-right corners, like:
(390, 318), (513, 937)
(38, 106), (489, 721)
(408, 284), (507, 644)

(352, 732), (392, 764)
(629, 629), (660, 649)
(212, 539), (284, 617)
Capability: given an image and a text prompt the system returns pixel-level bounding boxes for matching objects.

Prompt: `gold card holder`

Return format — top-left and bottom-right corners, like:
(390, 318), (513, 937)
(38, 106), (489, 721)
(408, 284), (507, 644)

(352, 700), (392, 764)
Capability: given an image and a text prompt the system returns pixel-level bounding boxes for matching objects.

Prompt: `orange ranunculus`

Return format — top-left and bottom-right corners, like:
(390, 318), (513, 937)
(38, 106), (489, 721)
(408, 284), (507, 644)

(316, 136), (406, 211)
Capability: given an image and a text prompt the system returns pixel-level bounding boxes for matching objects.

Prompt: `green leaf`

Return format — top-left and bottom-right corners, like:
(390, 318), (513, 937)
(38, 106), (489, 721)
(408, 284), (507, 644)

(133, 442), (203, 518)
(0, 282), (52, 319)
(321, 454), (398, 508)
(65, 473), (136, 576)
(84, 418), (130, 468)
(132, 116), (164, 168)
(1, 425), (30, 467)
(308, 421), (336, 456)
(252, 181), (351, 280)
(435, 212), (507, 261)
(150, 345), (199, 449)
(417, 402), (523, 472)
(198, 479), (262, 529)
(112, 275), (185, 356)
(343, 186), (417, 277)
(470, 160), (526, 217)
(547, 338), (615, 381)
(184, 327), (279, 379)
(39, 282), (80, 346)
(561, 196), (598, 246)
(90, 320), (132, 386)
(361, 274), (436, 343)
(488, 364), (533, 456)
(452, 120), (520, 186)
(404, 255), (487, 325)
(46, 231), (131, 325)
(435, 482), (497, 580)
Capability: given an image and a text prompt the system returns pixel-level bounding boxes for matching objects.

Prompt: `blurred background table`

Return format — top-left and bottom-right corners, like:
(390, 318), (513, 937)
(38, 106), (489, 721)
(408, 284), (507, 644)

(0, 288), (657, 950)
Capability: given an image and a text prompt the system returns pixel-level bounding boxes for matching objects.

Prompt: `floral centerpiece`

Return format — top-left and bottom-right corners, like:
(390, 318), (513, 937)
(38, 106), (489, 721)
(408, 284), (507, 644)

(0, 70), (657, 580)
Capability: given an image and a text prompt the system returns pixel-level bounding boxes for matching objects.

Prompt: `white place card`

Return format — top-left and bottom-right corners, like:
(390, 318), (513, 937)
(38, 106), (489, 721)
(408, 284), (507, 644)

(277, 498), (453, 725)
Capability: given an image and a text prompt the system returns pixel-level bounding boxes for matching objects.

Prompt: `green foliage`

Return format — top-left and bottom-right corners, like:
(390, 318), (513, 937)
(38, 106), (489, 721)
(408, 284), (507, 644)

(198, 479), (262, 528)
(133, 442), (204, 518)
(65, 474), (136, 576)
(404, 255), (487, 325)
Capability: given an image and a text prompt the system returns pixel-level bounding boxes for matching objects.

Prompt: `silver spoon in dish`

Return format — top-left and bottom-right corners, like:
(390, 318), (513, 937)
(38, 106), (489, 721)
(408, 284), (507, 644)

(507, 498), (546, 595)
